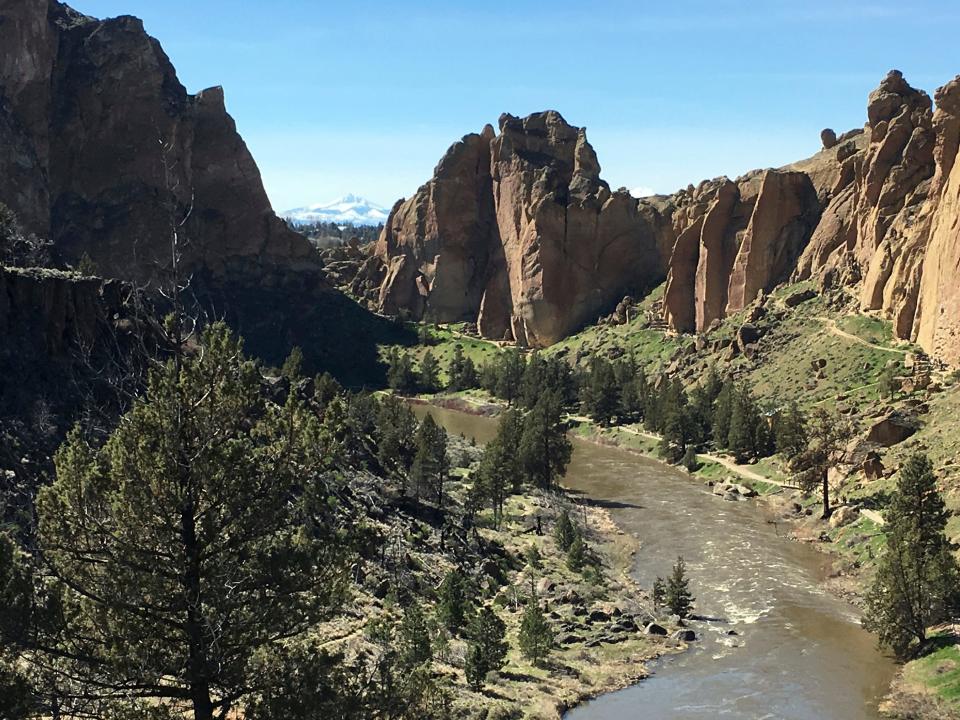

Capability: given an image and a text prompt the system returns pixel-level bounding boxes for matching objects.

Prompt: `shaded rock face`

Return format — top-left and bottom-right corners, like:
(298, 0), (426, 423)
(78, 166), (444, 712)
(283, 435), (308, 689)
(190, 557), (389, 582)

(369, 111), (667, 347)
(0, 1), (408, 387)
(797, 70), (960, 364)
(662, 170), (819, 332)
(0, 266), (122, 357)
(0, 0), (312, 284)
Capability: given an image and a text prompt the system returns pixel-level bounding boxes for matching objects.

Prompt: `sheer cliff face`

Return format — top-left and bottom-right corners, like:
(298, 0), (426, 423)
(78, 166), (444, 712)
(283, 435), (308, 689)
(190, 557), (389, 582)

(796, 71), (960, 365)
(661, 171), (820, 333)
(374, 111), (667, 347)
(0, 0), (312, 284)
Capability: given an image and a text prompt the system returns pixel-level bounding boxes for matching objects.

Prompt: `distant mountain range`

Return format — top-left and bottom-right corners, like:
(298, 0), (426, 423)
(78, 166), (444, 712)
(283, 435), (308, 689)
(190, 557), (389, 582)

(282, 195), (389, 227)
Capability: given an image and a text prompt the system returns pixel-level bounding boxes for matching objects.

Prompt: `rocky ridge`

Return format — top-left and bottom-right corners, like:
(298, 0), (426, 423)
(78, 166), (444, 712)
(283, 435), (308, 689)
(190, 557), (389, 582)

(357, 71), (960, 366)
(0, 0), (408, 386)
(0, 0), (314, 284)
(364, 111), (668, 347)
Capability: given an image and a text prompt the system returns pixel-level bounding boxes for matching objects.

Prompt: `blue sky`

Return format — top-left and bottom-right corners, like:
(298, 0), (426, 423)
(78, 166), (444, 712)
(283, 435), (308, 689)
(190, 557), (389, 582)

(74, 0), (959, 212)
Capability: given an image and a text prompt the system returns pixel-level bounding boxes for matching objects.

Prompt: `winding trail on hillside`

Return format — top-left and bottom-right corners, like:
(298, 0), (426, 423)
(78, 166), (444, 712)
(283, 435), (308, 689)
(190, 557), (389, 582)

(585, 421), (887, 525)
(611, 424), (790, 487)
(812, 315), (909, 355)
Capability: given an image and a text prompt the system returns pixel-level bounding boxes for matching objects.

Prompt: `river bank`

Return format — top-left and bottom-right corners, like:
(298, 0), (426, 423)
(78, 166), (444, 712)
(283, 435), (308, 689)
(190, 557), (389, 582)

(419, 401), (898, 719)
(417, 392), (878, 599)
(408, 402), (688, 720)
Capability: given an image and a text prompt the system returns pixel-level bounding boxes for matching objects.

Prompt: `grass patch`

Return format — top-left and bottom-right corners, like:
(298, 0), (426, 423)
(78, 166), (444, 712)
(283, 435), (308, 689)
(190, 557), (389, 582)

(837, 314), (895, 346)
(903, 634), (960, 705)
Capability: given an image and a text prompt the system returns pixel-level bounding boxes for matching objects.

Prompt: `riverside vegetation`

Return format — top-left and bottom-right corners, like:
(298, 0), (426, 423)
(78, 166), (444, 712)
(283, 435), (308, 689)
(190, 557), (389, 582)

(0, 302), (695, 719)
(385, 314), (960, 717)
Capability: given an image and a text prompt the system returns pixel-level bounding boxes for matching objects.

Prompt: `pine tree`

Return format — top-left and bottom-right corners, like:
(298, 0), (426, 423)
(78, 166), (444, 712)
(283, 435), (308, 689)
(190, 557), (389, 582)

(464, 606), (508, 691)
(566, 534), (587, 572)
(387, 349), (417, 394)
(773, 402), (807, 460)
(436, 569), (471, 633)
(475, 409), (523, 526)
(863, 454), (960, 658)
(494, 349), (526, 404)
(280, 345), (304, 380)
(376, 395), (420, 483)
(518, 591), (553, 665)
(652, 577), (666, 614)
(584, 357), (620, 426)
(521, 352), (547, 409)
(519, 390), (572, 491)
(727, 385), (761, 463)
(448, 345), (479, 391)
(791, 407), (850, 518)
(665, 556), (694, 619)
(618, 362), (647, 422)
(658, 404), (690, 464)
(410, 414), (449, 510)
(0, 533), (32, 720)
(712, 380), (734, 449)
(35, 324), (349, 720)
(419, 351), (441, 393)
(398, 605), (433, 669)
(553, 510), (577, 551)
(313, 371), (342, 408)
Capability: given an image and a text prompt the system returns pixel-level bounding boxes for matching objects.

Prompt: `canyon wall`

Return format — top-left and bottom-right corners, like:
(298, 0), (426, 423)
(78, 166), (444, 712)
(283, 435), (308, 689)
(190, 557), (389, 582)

(0, 1), (405, 385)
(364, 70), (960, 364)
(795, 71), (960, 365)
(370, 111), (669, 347)
(0, 0), (313, 284)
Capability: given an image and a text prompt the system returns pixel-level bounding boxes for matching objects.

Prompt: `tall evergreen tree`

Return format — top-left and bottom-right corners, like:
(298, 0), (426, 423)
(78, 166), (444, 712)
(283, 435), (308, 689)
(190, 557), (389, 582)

(791, 408), (850, 518)
(398, 605), (433, 669)
(280, 345), (305, 380)
(464, 607), (508, 691)
(711, 380), (734, 450)
(35, 324), (349, 720)
(566, 534), (588, 572)
(584, 357), (621, 426)
(387, 349), (417, 394)
(521, 352), (548, 409)
(410, 414), (449, 510)
(863, 454), (960, 658)
(727, 385), (762, 463)
(376, 395), (420, 485)
(494, 349), (526, 405)
(436, 569), (471, 634)
(519, 390), (573, 491)
(773, 402), (808, 460)
(0, 532), (32, 720)
(652, 577), (666, 614)
(475, 409), (524, 526)
(447, 345), (479, 392)
(419, 351), (442, 393)
(665, 556), (694, 619)
(553, 510), (578, 552)
(517, 590), (553, 665)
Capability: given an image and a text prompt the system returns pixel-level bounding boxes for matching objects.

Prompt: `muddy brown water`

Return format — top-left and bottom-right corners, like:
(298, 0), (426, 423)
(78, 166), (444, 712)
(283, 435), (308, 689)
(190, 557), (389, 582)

(414, 404), (897, 720)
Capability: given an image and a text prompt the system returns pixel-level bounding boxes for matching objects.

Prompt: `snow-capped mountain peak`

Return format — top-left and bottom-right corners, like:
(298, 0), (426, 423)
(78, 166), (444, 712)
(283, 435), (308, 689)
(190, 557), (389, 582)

(282, 195), (389, 227)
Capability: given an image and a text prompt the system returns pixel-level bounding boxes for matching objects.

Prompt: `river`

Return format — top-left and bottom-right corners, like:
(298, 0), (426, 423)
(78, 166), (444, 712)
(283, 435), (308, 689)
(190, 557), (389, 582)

(414, 404), (897, 720)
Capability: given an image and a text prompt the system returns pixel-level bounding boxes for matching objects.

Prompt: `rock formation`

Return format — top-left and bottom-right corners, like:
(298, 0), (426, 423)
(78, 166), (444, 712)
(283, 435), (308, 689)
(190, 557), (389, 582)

(0, 0), (312, 284)
(661, 170), (819, 332)
(0, 1), (408, 386)
(367, 112), (668, 347)
(796, 70), (960, 365)
(328, 68), (960, 363)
